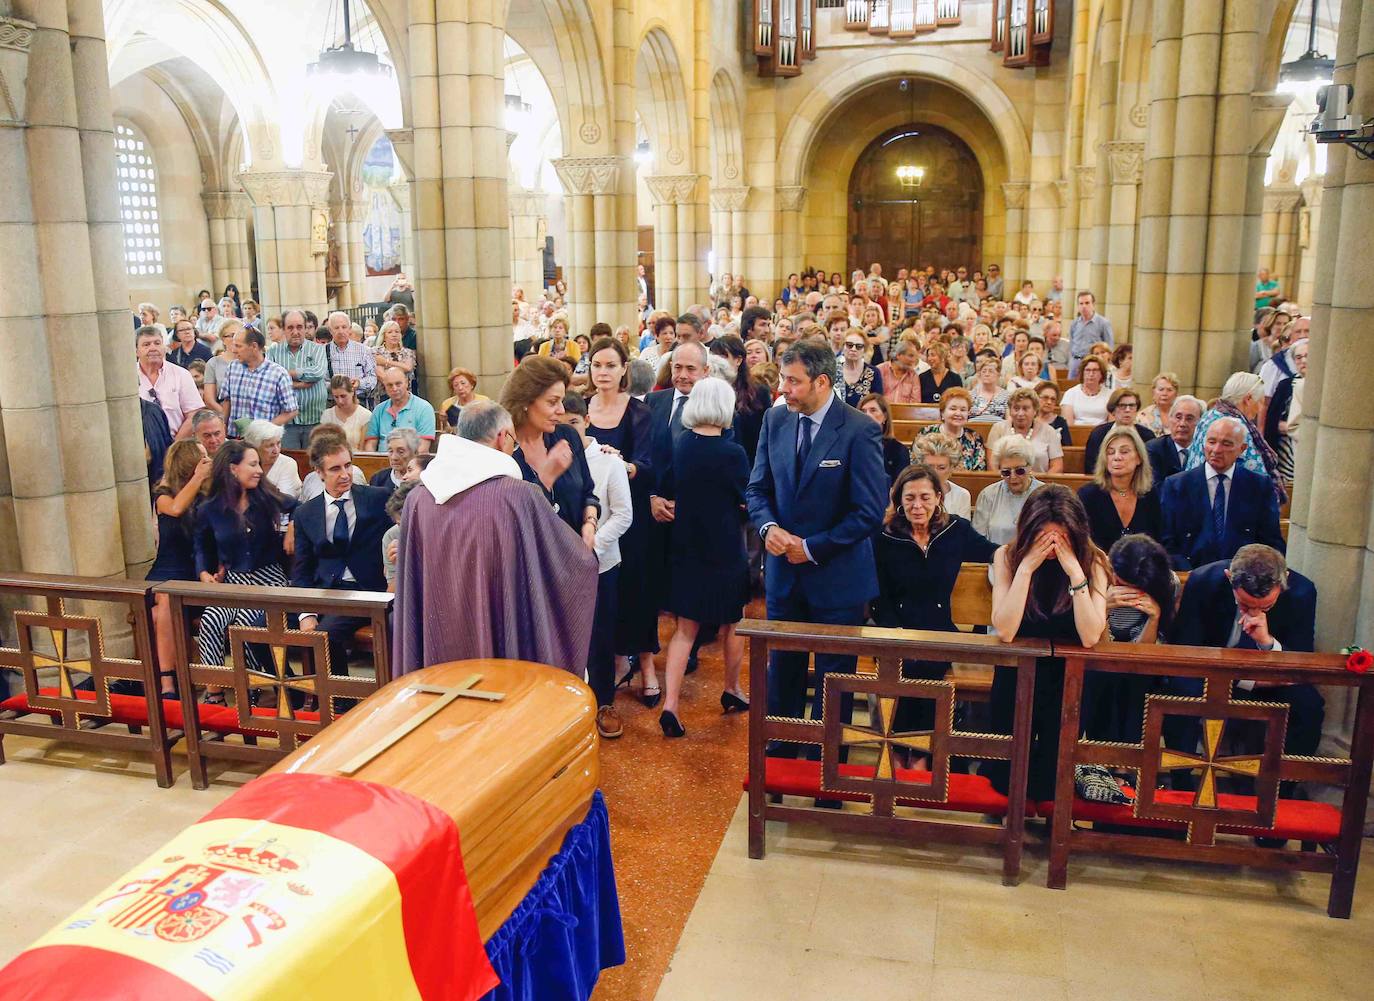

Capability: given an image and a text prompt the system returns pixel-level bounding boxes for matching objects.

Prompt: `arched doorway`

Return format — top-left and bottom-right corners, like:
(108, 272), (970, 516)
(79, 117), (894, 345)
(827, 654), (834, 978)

(847, 124), (983, 277)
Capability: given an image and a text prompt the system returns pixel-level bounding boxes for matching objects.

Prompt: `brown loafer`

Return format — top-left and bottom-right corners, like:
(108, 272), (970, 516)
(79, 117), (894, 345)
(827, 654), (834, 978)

(597, 705), (624, 740)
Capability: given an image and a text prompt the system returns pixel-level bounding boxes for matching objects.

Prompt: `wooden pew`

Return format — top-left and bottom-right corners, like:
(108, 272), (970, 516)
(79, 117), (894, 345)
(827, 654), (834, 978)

(1048, 641), (1374, 918)
(953, 470), (1093, 506)
(739, 619), (1050, 883)
(285, 448), (392, 484)
(893, 419), (1095, 448)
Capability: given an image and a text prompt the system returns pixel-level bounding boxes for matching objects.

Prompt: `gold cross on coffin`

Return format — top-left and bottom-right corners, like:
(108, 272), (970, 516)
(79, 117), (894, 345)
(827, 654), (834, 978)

(336, 674), (505, 776)
(841, 696), (934, 781)
(1157, 717), (1263, 809)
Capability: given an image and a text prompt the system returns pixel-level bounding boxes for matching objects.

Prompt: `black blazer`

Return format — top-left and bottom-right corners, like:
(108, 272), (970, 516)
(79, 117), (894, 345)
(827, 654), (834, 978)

(514, 423), (600, 535)
(1083, 421), (1155, 476)
(746, 399), (887, 609)
(1159, 464), (1285, 570)
(1146, 434), (1188, 487)
(291, 485), (391, 592)
(1172, 560), (1315, 652)
(369, 467), (401, 491)
(1077, 482), (1163, 552)
(644, 387), (683, 497)
(873, 516), (996, 633)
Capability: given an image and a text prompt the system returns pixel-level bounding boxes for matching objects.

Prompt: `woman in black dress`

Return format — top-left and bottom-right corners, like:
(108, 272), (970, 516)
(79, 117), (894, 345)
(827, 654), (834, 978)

(707, 335), (772, 464)
(586, 337), (660, 701)
(857, 393), (913, 486)
(1076, 425), (1162, 551)
(918, 341), (963, 405)
(193, 441), (297, 696)
(148, 440), (212, 694)
(986, 485), (1109, 799)
(657, 378), (751, 738)
(500, 355), (599, 543)
(874, 465), (996, 732)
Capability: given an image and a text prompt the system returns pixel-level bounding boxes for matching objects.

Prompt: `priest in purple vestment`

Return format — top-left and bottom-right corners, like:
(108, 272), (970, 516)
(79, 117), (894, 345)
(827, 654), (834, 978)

(392, 401), (598, 676)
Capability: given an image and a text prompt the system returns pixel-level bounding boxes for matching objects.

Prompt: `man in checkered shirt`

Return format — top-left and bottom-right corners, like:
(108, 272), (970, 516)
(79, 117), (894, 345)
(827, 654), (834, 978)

(219, 326), (298, 433)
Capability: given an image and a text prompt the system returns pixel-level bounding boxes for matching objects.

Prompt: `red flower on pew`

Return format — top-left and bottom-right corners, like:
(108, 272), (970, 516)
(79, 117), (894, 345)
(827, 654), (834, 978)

(1343, 647), (1372, 675)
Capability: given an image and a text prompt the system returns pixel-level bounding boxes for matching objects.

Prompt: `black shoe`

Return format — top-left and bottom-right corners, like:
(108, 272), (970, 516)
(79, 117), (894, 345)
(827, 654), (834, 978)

(814, 798), (842, 810)
(659, 710), (686, 738)
(641, 686), (662, 709)
(685, 654), (699, 676)
(721, 691), (749, 714)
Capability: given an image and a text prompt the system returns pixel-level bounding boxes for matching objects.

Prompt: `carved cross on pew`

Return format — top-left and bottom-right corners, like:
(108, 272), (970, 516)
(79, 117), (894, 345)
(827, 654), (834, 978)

(336, 674), (505, 776)
(245, 644), (318, 721)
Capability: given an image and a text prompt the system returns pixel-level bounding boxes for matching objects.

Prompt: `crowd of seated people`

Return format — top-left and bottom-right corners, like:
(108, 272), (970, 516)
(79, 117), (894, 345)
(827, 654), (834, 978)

(128, 262), (1317, 813)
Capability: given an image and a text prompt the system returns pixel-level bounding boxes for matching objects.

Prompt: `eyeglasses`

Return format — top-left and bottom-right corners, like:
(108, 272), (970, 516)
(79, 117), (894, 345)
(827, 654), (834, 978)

(844, 342), (865, 350)
(999, 467), (1028, 478)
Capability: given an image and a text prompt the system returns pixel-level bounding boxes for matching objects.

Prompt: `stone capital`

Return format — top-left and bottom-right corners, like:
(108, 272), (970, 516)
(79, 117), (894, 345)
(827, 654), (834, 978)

(0, 15), (36, 127)
(1072, 164), (1095, 200)
(201, 190), (250, 219)
(508, 189), (548, 218)
(1052, 178), (1069, 207)
(1000, 181), (1030, 210)
(644, 174), (701, 206)
(710, 186), (751, 212)
(237, 169), (334, 209)
(1104, 141), (1145, 185)
(1263, 188), (1302, 213)
(385, 128), (415, 177)
(1249, 91), (1294, 156)
(552, 155), (624, 195)
(776, 185), (807, 212)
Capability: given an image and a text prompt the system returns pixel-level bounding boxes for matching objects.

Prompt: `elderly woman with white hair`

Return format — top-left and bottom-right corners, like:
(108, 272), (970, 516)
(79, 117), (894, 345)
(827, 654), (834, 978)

(1185, 371), (1287, 503)
(655, 377), (751, 739)
(242, 419), (301, 499)
(972, 436), (1045, 545)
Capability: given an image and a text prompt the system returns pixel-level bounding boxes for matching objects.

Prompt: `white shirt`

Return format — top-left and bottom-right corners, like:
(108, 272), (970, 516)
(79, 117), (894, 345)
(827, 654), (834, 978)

(583, 437), (633, 573)
(1204, 462), (1236, 517)
(943, 481), (971, 520)
(321, 490), (358, 582)
(265, 455), (302, 499)
(1062, 383), (1110, 425)
(1228, 604), (1281, 690)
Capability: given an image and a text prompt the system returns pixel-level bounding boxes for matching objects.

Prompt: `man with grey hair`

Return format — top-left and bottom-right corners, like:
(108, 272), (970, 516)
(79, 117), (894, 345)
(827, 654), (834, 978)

(267, 309), (328, 449)
(190, 408), (227, 456)
(455, 399), (516, 451)
(1166, 544), (1321, 784)
(1161, 414), (1284, 569)
(326, 310), (376, 397)
(369, 426), (422, 491)
(1147, 394), (1204, 484)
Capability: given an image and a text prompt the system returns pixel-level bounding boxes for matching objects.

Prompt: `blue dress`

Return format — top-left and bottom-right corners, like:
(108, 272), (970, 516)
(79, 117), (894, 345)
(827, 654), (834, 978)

(146, 500), (196, 583)
(662, 432), (750, 625)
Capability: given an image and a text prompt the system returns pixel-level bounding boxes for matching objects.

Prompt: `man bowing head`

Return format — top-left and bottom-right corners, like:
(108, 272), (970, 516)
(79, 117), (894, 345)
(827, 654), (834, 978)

(392, 400), (598, 676)
(746, 339), (887, 726)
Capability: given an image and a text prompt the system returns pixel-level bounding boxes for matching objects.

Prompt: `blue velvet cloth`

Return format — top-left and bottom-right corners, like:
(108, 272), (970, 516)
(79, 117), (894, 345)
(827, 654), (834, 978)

(480, 791), (624, 1001)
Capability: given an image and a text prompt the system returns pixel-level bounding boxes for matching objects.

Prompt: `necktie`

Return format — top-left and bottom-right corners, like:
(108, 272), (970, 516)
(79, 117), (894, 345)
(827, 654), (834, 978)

(332, 498), (350, 551)
(1211, 473), (1227, 541)
(796, 414), (814, 480)
(670, 394), (686, 438)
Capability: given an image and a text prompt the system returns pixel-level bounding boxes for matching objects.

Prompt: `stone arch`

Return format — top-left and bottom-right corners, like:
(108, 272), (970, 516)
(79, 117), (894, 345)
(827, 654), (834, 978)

(635, 24), (693, 171)
(776, 49), (1031, 190)
(140, 63), (222, 191)
(1260, 0), (1304, 91)
(1113, 0), (1151, 139)
(708, 69), (746, 186)
(506, 0), (612, 156)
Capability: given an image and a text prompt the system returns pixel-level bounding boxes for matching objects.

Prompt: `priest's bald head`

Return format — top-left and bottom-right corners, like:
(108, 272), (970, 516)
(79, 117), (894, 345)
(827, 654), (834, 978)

(456, 400), (516, 454)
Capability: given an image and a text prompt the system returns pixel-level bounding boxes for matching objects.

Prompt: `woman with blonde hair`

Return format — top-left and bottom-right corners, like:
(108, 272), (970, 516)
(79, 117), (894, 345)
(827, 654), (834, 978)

(373, 320), (416, 379)
(1137, 372), (1180, 435)
(147, 439), (212, 693)
(911, 432), (972, 518)
(536, 311), (581, 365)
(1077, 425), (1161, 551)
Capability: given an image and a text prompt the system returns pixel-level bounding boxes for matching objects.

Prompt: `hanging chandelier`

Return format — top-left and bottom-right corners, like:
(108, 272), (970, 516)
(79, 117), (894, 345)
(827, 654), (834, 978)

(308, 0), (392, 81)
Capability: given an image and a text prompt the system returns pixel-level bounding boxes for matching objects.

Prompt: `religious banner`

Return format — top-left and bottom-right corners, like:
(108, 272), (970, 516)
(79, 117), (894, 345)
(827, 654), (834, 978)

(363, 135), (404, 276)
(0, 773), (497, 1001)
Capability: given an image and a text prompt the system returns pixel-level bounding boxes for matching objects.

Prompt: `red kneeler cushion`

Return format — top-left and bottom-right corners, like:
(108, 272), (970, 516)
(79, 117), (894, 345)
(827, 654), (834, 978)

(0, 688), (319, 736)
(745, 756), (1012, 816)
(1036, 787), (1342, 844)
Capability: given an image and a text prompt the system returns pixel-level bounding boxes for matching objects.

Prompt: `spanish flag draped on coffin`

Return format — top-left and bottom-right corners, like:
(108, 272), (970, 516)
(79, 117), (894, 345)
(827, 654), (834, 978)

(0, 660), (624, 1001)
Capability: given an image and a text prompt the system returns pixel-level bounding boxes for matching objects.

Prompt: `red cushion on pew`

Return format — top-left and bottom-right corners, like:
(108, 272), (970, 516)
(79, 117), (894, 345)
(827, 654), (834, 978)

(1, 689), (318, 734)
(1036, 788), (1342, 843)
(744, 756), (1011, 816)
(1, 688), (155, 728)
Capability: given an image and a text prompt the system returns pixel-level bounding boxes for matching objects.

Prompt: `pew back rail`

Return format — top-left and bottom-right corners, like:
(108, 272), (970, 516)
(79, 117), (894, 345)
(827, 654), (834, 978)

(0, 574), (172, 787)
(157, 581), (394, 790)
(739, 619), (1050, 884)
(1048, 641), (1374, 918)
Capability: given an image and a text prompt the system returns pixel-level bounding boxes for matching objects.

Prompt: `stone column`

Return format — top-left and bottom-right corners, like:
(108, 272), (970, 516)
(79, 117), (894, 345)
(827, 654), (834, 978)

(712, 186), (750, 283)
(554, 156), (626, 334)
(1087, 0), (1123, 304)
(709, 190), (733, 277)
(202, 190), (251, 299)
(1288, 0), (1374, 763)
(1000, 181), (1030, 292)
(1295, 178), (1323, 311)
(1101, 141), (1143, 342)
(675, 191), (699, 311)
(508, 189), (547, 303)
(239, 170), (332, 318)
(404, 3), (511, 406)
(1069, 165), (1095, 294)
(645, 176), (680, 314)
(777, 185), (807, 287)
(0, 0), (152, 582)
(334, 196), (366, 308)
(646, 174), (702, 314)
(1260, 187), (1301, 298)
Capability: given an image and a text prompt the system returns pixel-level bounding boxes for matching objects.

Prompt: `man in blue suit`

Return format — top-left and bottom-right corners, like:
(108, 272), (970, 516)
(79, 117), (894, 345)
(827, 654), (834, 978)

(747, 339), (887, 729)
(1145, 395), (1202, 487)
(293, 436), (392, 676)
(1159, 415), (1283, 570)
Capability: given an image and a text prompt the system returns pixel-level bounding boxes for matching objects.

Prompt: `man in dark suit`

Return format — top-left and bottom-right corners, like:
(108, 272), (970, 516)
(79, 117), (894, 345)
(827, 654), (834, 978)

(1146, 395), (1203, 486)
(1167, 545), (1322, 774)
(294, 436), (392, 676)
(1159, 415), (1284, 569)
(747, 339), (887, 728)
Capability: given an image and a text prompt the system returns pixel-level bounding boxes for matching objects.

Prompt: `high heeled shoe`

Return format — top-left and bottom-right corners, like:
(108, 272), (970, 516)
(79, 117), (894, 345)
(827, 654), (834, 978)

(659, 710), (686, 738)
(640, 684), (662, 709)
(721, 691), (749, 714)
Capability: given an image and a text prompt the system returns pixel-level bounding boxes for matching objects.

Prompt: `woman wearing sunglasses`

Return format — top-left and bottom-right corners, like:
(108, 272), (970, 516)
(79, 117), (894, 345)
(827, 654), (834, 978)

(972, 436), (1045, 545)
(835, 330), (884, 407)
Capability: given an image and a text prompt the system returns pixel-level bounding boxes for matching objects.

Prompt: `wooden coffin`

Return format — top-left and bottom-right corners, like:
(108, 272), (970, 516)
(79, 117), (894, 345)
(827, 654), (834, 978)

(269, 658), (599, 938)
